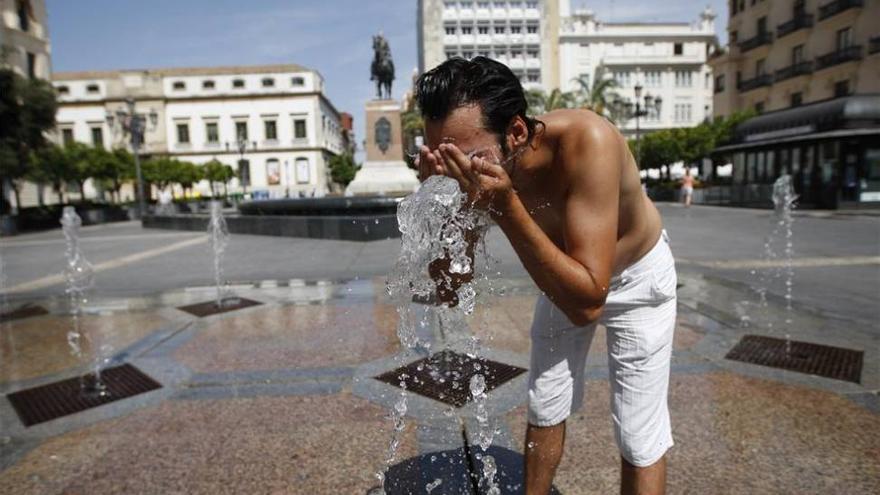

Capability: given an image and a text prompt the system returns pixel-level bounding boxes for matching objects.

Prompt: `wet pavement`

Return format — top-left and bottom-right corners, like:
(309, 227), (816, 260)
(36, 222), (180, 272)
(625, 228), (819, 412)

(0, 269), (877, 494)
(0, 205), (878, 493)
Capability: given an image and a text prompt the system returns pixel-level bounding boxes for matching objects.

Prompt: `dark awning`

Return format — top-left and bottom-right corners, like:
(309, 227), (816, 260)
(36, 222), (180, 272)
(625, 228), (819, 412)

(714, 128), (880, 153)
(731, 94), (880, 145)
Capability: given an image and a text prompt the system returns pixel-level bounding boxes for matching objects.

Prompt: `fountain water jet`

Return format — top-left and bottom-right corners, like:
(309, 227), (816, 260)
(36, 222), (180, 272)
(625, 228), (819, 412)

(207, 201), (237, 308)
(60, 207), (106, 396)
(772, 174), (797, 352)
(379, 175), (494, 492)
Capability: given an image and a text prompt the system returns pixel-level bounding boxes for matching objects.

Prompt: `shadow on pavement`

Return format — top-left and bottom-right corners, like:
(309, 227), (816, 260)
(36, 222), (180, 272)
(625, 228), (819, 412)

(377, 446), (562, 494)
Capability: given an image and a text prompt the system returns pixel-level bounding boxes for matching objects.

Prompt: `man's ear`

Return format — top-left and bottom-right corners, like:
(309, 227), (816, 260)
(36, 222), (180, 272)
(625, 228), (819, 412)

(506, 115), (529, 151)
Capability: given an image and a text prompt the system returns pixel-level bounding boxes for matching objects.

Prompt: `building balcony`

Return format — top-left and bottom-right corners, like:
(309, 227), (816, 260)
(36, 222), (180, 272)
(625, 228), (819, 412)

(818, 0), (862, 21)
(737, 74), (773, 92)
(870, 36), (880, 55)
(777, 14), (813, 38)
(738, 32), (774, 53)
(815, 45), (863, 70)
(775, 61), (813, 82)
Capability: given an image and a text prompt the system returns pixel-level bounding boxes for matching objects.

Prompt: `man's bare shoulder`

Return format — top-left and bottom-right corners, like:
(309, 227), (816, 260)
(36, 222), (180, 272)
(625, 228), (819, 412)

(537, 109), (622, 176)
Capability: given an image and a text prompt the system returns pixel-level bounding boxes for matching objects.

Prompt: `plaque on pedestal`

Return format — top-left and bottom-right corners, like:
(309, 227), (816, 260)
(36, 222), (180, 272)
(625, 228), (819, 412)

(345, 100), (419, 197)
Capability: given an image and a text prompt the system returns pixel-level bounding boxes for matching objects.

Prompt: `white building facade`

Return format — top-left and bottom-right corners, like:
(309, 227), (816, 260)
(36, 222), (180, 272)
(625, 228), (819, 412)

(52, 64), (345, 201)
(418, 0), (561, 90)
(0, 0), (50, 80)
(559, 8), (719, 138)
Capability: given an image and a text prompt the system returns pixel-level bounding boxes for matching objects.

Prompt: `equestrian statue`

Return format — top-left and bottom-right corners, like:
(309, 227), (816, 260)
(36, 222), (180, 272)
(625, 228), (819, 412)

(371, 33), (395, 100)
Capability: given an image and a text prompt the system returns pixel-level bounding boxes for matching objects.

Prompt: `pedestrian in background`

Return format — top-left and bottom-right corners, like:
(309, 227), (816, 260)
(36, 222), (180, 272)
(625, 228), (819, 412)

(681, 169), (694, 207)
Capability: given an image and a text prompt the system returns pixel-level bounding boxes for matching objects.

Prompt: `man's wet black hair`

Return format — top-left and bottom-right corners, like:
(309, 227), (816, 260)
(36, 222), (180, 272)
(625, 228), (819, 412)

(415, 56), (539, 152)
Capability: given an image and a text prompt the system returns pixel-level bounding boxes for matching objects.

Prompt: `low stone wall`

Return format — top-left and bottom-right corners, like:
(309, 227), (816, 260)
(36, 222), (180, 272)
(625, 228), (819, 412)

(142, 213), (400, 242)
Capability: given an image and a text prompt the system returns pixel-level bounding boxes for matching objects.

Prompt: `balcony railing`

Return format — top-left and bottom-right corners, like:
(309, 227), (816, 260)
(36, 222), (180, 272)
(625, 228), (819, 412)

(775, 61), (814, 82)
(777, 14), (813, 38)
(815, 45), (863, 70)
(818, 0), (863, 21)
(737, 74), (773, 92)
(738, 31), (774, 53)
(870, 36), (880, 55)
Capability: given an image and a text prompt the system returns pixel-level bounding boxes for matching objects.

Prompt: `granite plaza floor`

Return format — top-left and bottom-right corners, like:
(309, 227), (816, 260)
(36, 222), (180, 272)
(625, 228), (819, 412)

(0, 205), (878, 494)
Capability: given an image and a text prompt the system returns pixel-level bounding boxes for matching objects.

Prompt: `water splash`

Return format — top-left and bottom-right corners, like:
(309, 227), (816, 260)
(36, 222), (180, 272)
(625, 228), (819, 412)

(470, 374), (493, 450)
(479, 453), (501, 495)
(470, 373), (500, 492)
(378, 176), (491, 492)
(386, 175), (488, 348)
(772, 175), (797, 350)
(207, 201), (232, 308)
(60, 207), (106, 396)
(425, 478), (443, 493)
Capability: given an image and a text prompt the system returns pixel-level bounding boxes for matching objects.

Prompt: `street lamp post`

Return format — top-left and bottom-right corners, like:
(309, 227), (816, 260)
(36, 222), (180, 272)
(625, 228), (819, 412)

(614, 86), (662, 166)
(227, 136), (254, 196)
(106, 98), (157, 218)
(237, 136), (248, 195)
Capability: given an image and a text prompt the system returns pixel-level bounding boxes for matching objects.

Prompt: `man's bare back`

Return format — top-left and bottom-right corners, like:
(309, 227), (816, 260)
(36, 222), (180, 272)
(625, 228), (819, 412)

(506, 108), (663, 275)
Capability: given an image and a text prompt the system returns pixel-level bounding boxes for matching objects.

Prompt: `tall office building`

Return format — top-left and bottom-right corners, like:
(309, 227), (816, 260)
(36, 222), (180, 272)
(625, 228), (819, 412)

(417, 0), (561, 90)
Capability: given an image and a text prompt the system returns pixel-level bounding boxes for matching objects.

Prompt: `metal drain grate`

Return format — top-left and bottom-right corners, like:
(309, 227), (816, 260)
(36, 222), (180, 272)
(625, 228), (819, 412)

(375, 350), (527, 407)
(177, 297), (262, 317)
(0, 304), (49, 323)
(6, 363), (162, 427)
(725, 335), (863, 383)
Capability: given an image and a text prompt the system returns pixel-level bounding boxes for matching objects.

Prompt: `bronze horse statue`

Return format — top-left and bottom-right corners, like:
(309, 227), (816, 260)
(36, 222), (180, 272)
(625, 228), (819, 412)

(371, 34), (395, 100)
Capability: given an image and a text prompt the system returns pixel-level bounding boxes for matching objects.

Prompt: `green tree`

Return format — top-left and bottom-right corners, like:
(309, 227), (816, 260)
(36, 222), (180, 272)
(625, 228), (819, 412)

(30, 144), (74, 204)
(638, 130), (682, 180)
(0, 69), (58, 209)
(571, 68), (619, 119)
(401, 107), (425, 169)
(202, 159), (235, 198)
(64, 142), (96, 202)
(142, 156), (179, 191)
(710, 109), (756, 146)
(328, 152), (360, 188)
(173, 160), (202, 198)
(526, 88), (576, 115)
(104, 148), (135, 203)
(89, 147), (134, 203)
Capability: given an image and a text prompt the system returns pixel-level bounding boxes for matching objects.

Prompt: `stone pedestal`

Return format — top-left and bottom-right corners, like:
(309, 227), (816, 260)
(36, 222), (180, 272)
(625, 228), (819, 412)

(346, 100), (419, 196)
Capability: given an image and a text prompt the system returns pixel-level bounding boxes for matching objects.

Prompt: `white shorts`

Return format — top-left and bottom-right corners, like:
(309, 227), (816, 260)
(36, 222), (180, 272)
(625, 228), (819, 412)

(527, 230), (677, 467)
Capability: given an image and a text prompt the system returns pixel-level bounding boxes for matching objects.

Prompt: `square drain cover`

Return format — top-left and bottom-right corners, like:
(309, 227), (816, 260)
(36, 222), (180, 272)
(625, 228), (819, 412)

(375, 349), (527, 407)
(6, 363), (162, 427)
(0, 304), (49, 323)
(725, 335), (863, 383)
(177, 297), (262, 317)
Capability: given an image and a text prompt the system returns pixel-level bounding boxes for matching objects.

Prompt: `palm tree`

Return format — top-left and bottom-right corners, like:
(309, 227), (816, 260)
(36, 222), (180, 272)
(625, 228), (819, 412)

(571, 67), (619, 121)
(526, 88), (576, 115)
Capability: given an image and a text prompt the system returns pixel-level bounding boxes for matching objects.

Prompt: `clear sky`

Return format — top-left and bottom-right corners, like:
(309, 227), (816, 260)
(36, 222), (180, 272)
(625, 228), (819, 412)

(47, 0), (728, 155)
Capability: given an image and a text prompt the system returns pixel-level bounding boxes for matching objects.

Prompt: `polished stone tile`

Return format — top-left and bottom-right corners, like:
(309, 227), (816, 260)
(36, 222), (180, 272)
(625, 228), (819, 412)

(503, 371), (880, 494)
(0, 392), (418, 495)
(174, 302), (400, 373)
(1, 311), (172, 384)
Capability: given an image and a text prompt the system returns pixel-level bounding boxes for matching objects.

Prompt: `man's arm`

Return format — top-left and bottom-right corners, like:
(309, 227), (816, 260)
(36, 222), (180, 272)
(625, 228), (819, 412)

(493, 120), (621, 325)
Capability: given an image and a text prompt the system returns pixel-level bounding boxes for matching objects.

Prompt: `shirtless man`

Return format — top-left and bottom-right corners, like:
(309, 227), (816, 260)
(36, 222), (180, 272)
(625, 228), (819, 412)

(415, 57), (676, 495)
